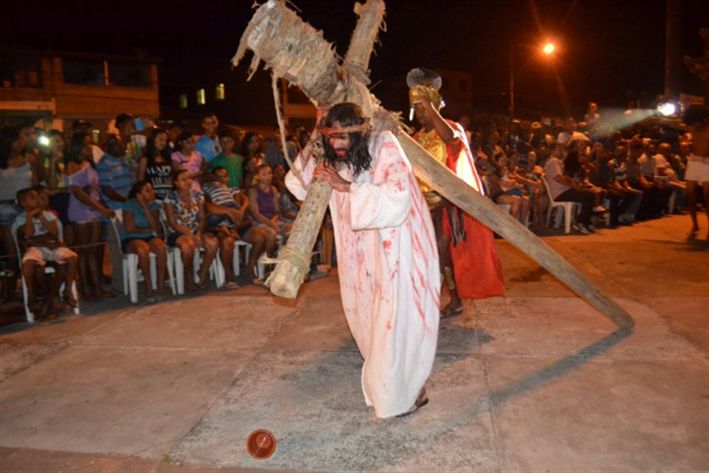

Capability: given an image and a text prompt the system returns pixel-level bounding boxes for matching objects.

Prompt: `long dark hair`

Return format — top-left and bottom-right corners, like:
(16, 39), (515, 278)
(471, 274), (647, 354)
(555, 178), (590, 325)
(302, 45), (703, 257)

(321, 103), (372, 177)
(144, 128), (170, 167)
(241, 131), (261, 158)
(64, 132), (93, 166)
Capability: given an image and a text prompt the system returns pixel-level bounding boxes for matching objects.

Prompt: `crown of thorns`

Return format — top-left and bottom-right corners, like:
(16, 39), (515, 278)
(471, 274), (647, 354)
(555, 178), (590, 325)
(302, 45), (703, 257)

(318, 120), (372, 137)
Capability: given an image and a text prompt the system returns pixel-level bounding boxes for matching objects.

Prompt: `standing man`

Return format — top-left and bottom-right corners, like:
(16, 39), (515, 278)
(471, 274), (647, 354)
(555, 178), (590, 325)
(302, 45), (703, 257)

(195, 114), (222, 165)
(407, 68), (504, 318)
(285, 103), (439, 419)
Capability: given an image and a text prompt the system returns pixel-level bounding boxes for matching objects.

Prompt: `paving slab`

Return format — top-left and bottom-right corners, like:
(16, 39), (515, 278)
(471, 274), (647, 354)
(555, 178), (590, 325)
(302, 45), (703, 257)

(470, 297), (705, 361)
(485, 356), (709, 472)
(171, 351), (499, 472)
(0, 447), (158, 473)
(71, 296), (294, 350)
(0, 345), (249, 458)
(0, 340), (69, 384)
(644, 296), (709, 352)
(0, 216), (707, 472)
(0, 309), (128, 345)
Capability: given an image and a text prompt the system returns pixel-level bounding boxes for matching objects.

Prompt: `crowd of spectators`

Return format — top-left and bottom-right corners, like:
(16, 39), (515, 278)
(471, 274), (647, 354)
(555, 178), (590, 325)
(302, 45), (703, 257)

(0, 113), (302, 319)
(0, 103), (705, 321)
(462, 102), (695, 234)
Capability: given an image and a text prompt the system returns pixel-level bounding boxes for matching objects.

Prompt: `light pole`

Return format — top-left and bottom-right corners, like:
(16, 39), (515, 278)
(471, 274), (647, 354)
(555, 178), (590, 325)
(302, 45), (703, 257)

(509, 40), (557, 120)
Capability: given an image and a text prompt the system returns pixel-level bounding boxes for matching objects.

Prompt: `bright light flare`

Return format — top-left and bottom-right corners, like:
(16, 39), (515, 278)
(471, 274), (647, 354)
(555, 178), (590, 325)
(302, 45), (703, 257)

(38, 135), (50, 147)
(542, 42), (556, 56)
(657, 101), (677, 117)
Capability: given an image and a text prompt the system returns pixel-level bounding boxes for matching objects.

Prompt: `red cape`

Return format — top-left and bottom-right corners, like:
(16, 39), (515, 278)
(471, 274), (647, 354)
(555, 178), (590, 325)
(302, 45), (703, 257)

(418, 121), (505, 299)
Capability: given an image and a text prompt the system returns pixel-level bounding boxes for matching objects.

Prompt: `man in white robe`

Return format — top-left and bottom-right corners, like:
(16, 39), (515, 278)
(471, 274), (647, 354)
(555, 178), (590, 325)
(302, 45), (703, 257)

(285, 103), (440, 418)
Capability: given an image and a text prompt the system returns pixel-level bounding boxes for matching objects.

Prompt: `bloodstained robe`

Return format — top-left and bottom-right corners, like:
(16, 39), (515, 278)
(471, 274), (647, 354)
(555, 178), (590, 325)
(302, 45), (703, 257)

(285, 131), (440, 418)
(414, 121), (505, 299)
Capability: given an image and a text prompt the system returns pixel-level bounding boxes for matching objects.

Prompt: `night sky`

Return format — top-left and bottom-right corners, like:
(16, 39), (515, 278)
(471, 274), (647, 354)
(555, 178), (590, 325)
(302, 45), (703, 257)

(3, 0), (707, 120)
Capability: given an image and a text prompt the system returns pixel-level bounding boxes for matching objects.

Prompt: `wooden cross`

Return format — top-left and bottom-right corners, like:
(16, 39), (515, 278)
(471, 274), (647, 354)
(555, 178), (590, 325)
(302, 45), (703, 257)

(233, 0), (634, 330)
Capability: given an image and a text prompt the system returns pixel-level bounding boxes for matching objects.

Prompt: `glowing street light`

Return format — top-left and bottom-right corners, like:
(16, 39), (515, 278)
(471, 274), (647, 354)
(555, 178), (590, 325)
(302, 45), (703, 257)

(509, 38), (560, 119)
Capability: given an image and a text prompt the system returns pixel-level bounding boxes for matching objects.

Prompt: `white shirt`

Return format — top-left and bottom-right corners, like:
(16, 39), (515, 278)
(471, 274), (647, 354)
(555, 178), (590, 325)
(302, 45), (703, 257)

(544, 156), (570, 200)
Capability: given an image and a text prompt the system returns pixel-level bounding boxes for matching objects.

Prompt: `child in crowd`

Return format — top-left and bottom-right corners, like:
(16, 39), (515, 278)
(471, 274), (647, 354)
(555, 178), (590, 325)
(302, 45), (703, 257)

(15, 188), (78, 318)
(211, 131), (244, 190)
(249, 164), (292, 244)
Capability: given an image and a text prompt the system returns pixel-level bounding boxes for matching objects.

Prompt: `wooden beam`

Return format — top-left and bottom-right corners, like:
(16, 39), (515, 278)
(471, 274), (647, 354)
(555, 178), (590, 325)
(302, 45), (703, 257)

(234, 0), (634, 330)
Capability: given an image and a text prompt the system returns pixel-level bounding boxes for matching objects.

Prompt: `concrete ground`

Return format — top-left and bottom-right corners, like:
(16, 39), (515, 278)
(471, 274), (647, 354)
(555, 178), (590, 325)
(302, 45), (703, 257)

(1, 215), (708, 473)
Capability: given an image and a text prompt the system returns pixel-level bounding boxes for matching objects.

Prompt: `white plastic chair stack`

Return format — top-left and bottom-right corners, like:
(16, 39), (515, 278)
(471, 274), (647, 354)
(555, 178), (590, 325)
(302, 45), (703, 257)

(10, 219), (80, 323)
(542, 175), (581, 234)
(111, 216), (176, 304)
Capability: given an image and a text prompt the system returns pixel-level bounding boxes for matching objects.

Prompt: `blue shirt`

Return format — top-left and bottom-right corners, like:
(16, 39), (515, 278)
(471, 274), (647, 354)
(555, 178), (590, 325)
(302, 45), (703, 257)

(120, 199), (159, 241)
(97, 153), (135, 210)
(195, 135), (222, 164)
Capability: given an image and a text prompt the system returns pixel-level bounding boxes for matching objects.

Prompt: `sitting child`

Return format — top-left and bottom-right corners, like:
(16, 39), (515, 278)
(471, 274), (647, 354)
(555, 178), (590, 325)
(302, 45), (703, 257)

(14, 188), (78, 319)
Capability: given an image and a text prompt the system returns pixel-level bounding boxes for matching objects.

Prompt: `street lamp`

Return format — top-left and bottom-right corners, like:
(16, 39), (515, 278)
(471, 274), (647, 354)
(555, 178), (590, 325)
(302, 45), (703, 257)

(509, 40), (558, 119)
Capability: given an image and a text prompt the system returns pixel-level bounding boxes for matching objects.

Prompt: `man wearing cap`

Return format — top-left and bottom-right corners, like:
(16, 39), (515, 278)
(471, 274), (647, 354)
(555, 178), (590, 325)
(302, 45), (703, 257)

(407, 68), (504, 318)
(286, 102), (439, 418)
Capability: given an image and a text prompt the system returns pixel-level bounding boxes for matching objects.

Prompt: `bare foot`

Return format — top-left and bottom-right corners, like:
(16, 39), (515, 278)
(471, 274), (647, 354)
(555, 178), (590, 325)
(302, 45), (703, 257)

(440, 300), (464, 319)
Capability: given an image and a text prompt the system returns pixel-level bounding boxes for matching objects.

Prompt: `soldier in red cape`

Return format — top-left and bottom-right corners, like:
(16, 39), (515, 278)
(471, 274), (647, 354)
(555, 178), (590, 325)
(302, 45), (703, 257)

(408, 68), (505, 318)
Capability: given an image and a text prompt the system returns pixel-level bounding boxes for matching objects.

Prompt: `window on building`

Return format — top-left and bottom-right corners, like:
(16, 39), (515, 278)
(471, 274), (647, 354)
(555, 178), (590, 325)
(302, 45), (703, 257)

(196, 88), (206, 105)
(179, 94), (188, 109)
(62, 59), (105, 85)
(108, 63), (151, 87)
(216, 83), (225, 101)
(0, 52), (42, 88)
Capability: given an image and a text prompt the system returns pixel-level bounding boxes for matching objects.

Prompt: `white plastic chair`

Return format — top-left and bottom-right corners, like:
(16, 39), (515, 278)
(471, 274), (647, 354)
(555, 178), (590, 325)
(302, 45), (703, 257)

(213, 239), (253, 288)
(542, 175), (581, 234)
(10, 218), (80, 323)
(170, 246), (221, 294)
(111, 215), (176, 304)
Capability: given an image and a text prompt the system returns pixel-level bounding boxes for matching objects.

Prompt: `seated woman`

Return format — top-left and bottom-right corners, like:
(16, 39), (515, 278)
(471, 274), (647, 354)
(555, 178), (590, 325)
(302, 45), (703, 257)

(512, 164), (547, 229)
(164, 170), (217, 291)
(491, 160), (530, 224)
(120, 181), (169, 302)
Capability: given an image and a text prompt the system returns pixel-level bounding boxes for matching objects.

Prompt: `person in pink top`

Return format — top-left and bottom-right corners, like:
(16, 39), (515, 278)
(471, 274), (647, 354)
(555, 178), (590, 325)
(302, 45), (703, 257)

(171, 131), (206, 193)
(286, 103), (439, 419)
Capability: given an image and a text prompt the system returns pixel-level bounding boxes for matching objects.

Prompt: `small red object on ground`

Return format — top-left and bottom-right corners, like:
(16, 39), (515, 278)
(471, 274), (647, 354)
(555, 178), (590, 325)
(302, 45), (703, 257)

(246, 429), (276, 459)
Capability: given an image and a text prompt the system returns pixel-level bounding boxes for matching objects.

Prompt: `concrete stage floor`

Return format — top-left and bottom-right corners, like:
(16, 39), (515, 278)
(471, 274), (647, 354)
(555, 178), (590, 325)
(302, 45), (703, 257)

(1, 215), (708, 472)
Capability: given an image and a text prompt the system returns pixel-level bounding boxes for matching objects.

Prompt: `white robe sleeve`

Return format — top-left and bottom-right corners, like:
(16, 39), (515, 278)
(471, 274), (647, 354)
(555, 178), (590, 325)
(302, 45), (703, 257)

(350, 134), (412, 231)
(285, 152), (317, 201)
